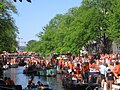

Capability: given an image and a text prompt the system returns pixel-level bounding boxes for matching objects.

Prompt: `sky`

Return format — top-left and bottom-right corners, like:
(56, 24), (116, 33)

(13, 0), (82, 46)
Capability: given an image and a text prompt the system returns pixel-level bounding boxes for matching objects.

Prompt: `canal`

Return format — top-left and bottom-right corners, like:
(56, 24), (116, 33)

(3, 66), (65, 90)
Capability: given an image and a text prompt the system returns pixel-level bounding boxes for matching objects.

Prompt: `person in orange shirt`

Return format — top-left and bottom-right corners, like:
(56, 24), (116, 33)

(113, 61), (120, 78)
(69, 62), (74, 70)
(77, 73), (83, 83)
(82, 62), (89, 83)
(89, 62), (99, 70)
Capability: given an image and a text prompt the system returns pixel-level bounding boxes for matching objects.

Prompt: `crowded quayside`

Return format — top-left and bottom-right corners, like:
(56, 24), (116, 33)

(0, 51), (120, 90)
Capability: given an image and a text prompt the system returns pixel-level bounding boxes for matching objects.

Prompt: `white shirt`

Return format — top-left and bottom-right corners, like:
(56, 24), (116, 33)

(99, 65), (106, 75)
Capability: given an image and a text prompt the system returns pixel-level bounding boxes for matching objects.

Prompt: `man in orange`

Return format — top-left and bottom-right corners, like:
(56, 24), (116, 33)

(82, 62), (89, 83)
(113, 61), (120, 78)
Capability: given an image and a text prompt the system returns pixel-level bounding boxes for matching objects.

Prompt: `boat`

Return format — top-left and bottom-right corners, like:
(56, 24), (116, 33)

(23, 86), (52, 90)
(37, 68), (57, 77)
(23, 69), (37, 75)
(17, 57), (27, 66)
(23, 83), (52, 90)
(9, 64), (18, 68)
(62, 77), (99, 90)
(37, 69), (46, 76)
(46, 68), (57, 77)
(9, 58), (18, 68)
(0, 85), (22, 90)
(23, 65), (38, 75)
(18, 61), (26, 66)
(2, 64), (9, 70)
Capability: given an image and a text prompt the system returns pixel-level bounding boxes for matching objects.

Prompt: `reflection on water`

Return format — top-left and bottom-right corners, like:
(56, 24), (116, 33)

(3, 67), (65, 90)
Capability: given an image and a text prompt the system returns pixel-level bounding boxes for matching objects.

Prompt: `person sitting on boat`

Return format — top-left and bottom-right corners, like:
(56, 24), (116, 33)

(37, 81), (44, 89)
(47, 62), (51, 69)
(47, 62), (54, 69)
(37, 81), (43, 86)
(4, 76), (7, 81)
(5, 77), (15, 85)
(36, 62), (40, 70)
(72, 73), (78, 85)
(77, 72), (83, 83)
(27, 76), (35, 88)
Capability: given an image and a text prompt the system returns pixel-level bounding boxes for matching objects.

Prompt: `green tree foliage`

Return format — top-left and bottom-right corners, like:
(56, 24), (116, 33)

(26, 0), (120, 55)
(81, 0), (114, 54)
(0, 0), (18, 53)
(13, 0), (31, 3)
(25, 40), (38, 51)
(107, 0), (120, 44)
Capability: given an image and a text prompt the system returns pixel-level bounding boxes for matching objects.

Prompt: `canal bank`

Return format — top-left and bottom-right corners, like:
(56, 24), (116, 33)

(3, 66), (65, 90)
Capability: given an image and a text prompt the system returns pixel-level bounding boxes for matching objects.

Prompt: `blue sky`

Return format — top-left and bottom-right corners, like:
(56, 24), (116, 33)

(13, 0), (82, 46)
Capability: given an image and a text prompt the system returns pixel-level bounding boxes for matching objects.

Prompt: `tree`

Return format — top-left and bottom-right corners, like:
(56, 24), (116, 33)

(107, 0), (120, 44)
(26, 0), (120, 55)
(0, 0), (18, 53)
(25, 40), (38, 52)
(80, 0), (114, 54)
(13, 0), (31, 3)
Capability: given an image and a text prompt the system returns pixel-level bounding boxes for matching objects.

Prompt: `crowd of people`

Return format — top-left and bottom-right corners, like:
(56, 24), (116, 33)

(22, 53), (120, 90)
(0, 68), (15, 86)
(0, 51), (120, 90)
(55, 53), (120, 90)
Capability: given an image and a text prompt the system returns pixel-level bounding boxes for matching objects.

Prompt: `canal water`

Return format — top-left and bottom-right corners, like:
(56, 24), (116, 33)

(3, 66), (65, 90)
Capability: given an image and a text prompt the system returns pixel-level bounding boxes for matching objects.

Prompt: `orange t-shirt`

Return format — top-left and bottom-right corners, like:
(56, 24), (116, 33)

(89, 63), (99, 70)
(113, 65), (120, 74)
(69, 63), (73, 69)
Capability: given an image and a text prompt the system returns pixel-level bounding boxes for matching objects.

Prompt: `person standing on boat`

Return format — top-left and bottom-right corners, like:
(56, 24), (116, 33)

(2, 53), (7, 65)
(27, 75), (35, 88)
(89, 61), (99, 83)
(81, 62), (89, 83)
(99, 62), (107, 88)
(105, 69), (115, 90)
